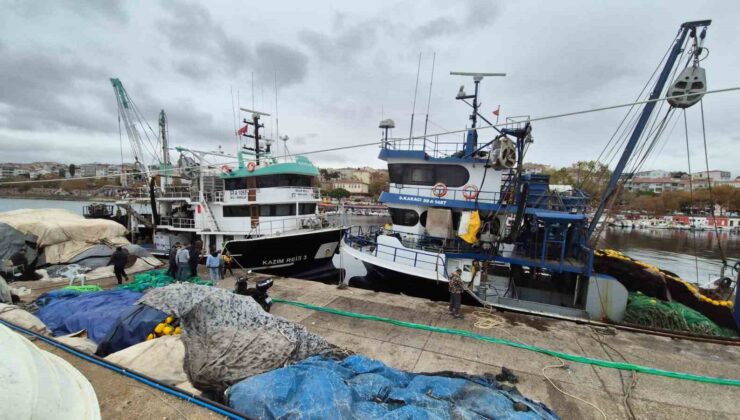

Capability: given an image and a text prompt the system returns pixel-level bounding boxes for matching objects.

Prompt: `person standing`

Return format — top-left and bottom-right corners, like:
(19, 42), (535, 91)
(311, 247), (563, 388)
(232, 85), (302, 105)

(108, 246), (129, 284)
(222, 251), (234, 277)
(448, 268), (464, 319)
(167, 242), (181, 278)
(206, 251), (221, 285)
(176, 243), (191, 281)
(188, 240), (202, 278)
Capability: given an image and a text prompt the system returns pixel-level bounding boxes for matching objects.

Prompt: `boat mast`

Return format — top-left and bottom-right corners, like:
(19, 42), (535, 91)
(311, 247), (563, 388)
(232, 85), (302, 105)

(587, 20), (712, 239)
(159, 110), (171, 192)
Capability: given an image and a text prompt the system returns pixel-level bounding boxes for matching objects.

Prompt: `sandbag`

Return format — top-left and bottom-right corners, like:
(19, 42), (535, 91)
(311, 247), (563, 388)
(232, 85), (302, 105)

(36, 289), (142, 343)
(96, 304), (168, 357)
(227, 355), (558, 420)
(105, 335), (188, 385)
(0, 275), (12, 303)
(139, 283), (341, 394)
(0, 324), (101, 419)
(0, 303), (50, 335)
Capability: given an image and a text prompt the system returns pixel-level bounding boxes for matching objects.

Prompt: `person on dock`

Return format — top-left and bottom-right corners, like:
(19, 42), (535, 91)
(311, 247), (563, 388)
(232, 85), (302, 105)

(108, 246), (129, 284)
(9, 248), (28, 275)
(176, 243), (191, 280)
(189, 240), (202, 278)
(167, 242), (181, 278)
(206, 250), (221, 285)
(448, 268), (464, 319)
(222, 251), (234, 278)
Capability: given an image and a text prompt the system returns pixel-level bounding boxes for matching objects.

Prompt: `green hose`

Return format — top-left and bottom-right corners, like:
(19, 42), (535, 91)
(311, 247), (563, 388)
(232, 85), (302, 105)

(273, 298), (740, 387)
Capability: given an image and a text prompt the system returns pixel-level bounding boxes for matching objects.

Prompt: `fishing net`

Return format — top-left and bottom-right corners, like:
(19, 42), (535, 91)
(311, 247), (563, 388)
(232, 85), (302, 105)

(62, 285), (103, 293)
(624, 292), (737, 337)
(119, 269), (212, 293)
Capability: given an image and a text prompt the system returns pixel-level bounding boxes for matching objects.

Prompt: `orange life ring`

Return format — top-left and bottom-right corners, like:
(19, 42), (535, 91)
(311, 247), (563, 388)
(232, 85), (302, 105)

(221, 165), (232, 174)
(432, 182), (448, 198)
(247, 161), (256, 172)
(462, 184), (479, 199)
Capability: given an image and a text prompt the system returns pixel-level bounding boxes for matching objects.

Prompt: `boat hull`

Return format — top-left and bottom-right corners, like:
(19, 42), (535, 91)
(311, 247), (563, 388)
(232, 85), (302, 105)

(224, 228), (343, 280)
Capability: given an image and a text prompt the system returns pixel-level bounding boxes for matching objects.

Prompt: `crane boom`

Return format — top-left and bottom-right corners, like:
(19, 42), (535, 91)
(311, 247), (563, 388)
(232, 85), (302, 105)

(110, 78), (152, 183)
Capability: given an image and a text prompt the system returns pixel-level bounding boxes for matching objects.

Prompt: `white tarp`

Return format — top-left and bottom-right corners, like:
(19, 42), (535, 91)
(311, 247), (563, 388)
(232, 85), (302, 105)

(105, 335), (188, 385)
(0, 323), (101, 419)
(0, 304), (50, 335)
(0, 209), (129, 264)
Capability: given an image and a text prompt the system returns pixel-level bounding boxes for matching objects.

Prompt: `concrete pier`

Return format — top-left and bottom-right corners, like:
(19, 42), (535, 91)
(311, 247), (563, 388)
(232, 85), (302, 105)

(14, 271), (740, 419)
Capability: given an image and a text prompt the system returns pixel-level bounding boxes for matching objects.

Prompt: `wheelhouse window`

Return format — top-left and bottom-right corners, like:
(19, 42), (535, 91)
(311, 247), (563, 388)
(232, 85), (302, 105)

(257, 174), (313, 188)
(223, 205), (251, 217)
(224, 174), (314, 190)
(389, 208), (419, 226)
(259, 204), (296, 217)
(225, 178), (247, 191)
(388, 164), (469, 187)
(299, 203), (317, 215)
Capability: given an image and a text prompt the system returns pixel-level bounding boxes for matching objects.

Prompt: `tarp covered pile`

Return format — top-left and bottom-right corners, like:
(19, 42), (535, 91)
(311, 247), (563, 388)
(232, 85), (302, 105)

(37, 289), (144, 343)
(139, 283), (342, 395)
(0, 209), (160, 280)
(228, 355), (558, 420)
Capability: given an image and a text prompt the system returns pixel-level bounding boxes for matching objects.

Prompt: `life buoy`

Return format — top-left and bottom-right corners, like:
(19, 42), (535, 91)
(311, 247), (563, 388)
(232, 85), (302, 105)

(431, 182), (448, 198)
(247, 161), (256, 172)
(221, 165), (232, 174)
(462, 184), (479, 199)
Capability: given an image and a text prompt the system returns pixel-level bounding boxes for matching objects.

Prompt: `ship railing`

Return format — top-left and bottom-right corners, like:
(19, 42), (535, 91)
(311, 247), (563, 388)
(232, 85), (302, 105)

(159, 216), (195, 229)
(248, 215), (326, 236)
(344, 225), (481, 255)
(391, 185), (500, 203)
(382, 135), (467, 159)
(158, 186), (192, 198)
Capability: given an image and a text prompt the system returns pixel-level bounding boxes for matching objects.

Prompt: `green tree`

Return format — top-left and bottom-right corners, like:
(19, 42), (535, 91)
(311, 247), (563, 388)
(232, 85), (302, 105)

(327, 188), (350, 199)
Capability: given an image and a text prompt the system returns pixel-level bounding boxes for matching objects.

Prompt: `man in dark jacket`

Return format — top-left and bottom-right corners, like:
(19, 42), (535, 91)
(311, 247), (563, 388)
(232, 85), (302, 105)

(108, 246), (129, 284)
(167, 242), (181, 278)
(448, 268), (464, 319)
(188, 240), (202, 278)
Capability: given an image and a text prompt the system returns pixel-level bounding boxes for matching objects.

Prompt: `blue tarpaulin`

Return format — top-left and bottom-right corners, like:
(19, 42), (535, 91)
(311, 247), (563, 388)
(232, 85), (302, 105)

(227, 355), (559, 420)
(96, 304), (168, 357)
(36, 289), (142, 344)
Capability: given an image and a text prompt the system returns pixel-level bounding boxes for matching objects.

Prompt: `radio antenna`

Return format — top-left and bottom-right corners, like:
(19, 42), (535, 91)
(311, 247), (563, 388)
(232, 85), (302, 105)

(408, 52), (422, 141)
(423, 52), (436, 139)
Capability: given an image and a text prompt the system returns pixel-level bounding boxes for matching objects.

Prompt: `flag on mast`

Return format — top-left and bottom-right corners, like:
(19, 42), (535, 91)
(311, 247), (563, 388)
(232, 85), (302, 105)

(237, 124), (248, 136)
(492, 105), (500, 117)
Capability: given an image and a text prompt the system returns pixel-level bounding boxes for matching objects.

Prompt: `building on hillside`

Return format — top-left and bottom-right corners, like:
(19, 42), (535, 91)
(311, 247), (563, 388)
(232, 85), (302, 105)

(330, 179), (369, 195)
(692, 170), (731, 182)
(624, 177), (688, 194)
(0, 167), (14, 179)
(634, 169), (671, 178)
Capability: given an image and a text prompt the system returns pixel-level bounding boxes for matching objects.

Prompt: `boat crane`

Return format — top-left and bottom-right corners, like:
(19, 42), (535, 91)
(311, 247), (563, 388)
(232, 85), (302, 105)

(110, 78), (162, 186)
(587, 20), (711, 241)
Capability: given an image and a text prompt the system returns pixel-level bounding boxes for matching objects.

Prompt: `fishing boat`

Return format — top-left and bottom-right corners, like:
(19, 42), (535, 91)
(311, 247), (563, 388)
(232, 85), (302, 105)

(340, 20), (740, 336)
(108, 81), (343, 279)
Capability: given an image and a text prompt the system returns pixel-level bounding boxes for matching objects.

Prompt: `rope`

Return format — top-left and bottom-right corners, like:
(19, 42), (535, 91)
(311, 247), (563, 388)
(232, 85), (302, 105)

(272, 297), (740, 387)
(699, 100), (727, 264)
(683, 109), (701, 283)
(542, 358), (608, 420)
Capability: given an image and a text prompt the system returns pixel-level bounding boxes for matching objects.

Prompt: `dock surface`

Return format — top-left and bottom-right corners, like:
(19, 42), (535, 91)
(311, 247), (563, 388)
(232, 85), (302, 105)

(14, 270), (740, 419)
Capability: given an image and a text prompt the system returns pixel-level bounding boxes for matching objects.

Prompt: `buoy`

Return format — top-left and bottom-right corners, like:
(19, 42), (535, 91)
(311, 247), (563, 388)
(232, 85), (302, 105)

(247, 161), (257, 172)
(432, 182), (448, 198)
(462, 184), (479, 199)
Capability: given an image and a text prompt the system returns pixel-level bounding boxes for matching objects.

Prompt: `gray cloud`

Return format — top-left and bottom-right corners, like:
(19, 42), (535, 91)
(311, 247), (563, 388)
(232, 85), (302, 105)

(412, 0), (500, 39)
(159, 1), (307, 86)
(0, 47), (112, 133)
(300, 17), (380, 64)
(9, 0), (128, 22)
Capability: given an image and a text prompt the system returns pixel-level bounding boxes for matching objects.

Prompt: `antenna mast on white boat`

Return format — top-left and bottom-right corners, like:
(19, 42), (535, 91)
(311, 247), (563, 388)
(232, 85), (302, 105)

(408, 52), (422, 142)
(422, 52), (436, 139)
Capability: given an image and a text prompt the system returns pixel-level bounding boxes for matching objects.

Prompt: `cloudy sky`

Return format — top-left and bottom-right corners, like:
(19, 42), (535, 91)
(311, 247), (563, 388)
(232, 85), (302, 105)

(1, 0), (739, 173)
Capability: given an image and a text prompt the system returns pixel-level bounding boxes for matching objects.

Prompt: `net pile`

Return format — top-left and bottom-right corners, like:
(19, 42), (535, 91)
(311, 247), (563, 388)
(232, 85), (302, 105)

(119, 269), (211, 293)
(624, 292), (736, 337)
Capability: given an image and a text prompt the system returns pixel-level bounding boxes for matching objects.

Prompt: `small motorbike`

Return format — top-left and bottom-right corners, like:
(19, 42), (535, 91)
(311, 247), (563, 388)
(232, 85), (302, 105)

(234, 273), (274, 312)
